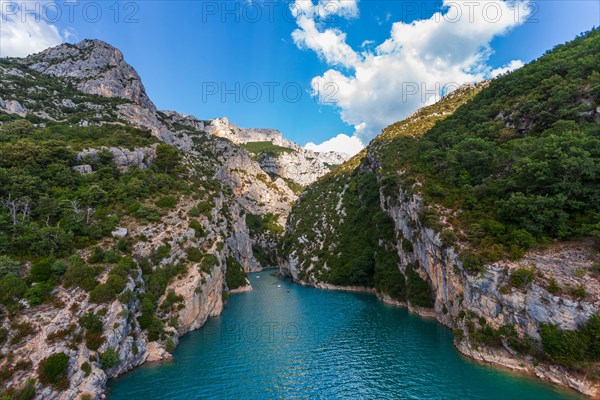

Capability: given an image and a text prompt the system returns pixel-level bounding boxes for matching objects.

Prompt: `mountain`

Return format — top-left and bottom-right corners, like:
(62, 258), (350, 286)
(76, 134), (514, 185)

(1, 30), (598, 399)
(281, 29), (600, 397)
(0, 39), (347, 399)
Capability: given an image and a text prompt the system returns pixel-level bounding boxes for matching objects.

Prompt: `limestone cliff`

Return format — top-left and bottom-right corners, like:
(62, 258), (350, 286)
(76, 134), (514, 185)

(281, 31), (600, 397)
(0, 38), (316, 399)
(24, 40), (156, 112)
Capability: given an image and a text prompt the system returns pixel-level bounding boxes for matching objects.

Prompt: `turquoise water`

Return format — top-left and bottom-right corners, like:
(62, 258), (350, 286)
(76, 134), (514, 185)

(108, 272), (580, 399)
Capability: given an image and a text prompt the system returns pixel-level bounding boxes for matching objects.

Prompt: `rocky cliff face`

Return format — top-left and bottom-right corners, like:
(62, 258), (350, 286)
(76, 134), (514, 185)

(74, 145), (158, 173)
(1, 188), (252, 399)
(203, 117), (350, 186)
(0, 38), (337, 399)
(281, 148), (600, 397)
(380, 181), (599, 397)
(24, 40), (156, 111)
(280, 77), (600, 397)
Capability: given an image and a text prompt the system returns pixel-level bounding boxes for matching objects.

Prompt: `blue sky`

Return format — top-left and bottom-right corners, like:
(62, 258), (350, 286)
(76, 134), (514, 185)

(1, 0), (598, 152)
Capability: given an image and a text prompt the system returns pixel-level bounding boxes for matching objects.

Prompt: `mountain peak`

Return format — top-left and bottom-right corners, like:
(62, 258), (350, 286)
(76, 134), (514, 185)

(23, 39), (156, 111)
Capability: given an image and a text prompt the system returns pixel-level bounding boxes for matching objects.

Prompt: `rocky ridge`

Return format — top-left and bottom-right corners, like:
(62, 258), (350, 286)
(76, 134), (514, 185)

(280, 77), (600, 397)
(0, 39), (344, 399)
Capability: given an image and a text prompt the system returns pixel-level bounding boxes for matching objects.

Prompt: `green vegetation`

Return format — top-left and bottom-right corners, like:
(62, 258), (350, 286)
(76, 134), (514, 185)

(156, 195), (177, 209)
(283, 30), (600, 317)
(100, 347), (119, 370)
(282, 161), (434, 304)
(540, 313), (600, 369)
(241, 141), (293, 159)
(137, 259), (187, 341)
(0, 120), (157, 151)
(509, 267), (535, 289)
(80, 312), (104, 351)
(406, 264), (435, 307)
(200, 254), (219, 274)
(371, 29), (600, 266)
(225, 257), (246, 290)
(0, 378), (36, 400)
(0, 116), (184, 310)
(187, 247), (203, 262)
(246, 213), (283, 236)
(38, 353), (70, 390)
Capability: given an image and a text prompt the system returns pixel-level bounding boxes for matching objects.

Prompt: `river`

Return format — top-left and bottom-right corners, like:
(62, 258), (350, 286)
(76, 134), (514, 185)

(108, 271), (580, 399)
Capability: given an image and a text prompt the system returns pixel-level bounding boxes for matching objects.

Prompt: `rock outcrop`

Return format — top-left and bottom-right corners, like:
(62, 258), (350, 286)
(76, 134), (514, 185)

(75, 145), (157, 172)
(24, 40), (156, 111)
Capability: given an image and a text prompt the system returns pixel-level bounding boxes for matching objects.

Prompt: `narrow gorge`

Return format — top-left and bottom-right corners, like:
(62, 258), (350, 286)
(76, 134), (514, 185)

(0, 30), (598, 400)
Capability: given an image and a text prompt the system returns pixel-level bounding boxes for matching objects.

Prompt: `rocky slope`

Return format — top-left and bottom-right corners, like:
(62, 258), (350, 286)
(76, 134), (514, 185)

(282, 30), (600, 398)
(0, 39), (344, 399)
(204, 116), (349, 186)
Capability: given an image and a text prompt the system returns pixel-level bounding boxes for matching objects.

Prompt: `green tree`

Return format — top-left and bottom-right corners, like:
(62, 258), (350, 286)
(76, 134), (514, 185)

(38, 353), (70, 389)
(0, 255), (20, 278)
(154, 144), (180, 173)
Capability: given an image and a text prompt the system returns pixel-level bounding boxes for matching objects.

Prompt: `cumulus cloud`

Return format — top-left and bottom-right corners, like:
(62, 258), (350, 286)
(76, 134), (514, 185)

(305, 133), (364, 156)
(490, 59), (525, 77)
(291, 0), (531, 143)
(0, 1), (66, 57)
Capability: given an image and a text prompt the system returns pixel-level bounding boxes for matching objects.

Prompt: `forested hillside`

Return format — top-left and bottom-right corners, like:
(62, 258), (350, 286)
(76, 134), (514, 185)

(281, 29), (600, 396)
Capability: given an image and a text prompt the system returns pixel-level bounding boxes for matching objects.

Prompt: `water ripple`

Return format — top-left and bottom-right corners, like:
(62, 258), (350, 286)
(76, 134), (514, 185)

(109, 273), (581, 400)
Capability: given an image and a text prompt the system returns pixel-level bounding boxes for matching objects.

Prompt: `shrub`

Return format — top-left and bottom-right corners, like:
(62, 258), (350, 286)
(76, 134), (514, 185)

(9, 322), (35, 345)
(225, 257), (246, 290)
(24, 281), (54, 306)
(1, 378), (36, 400)
(200, 254), (219, 273)
(547, 276), (561, 295)
(406, 264), (434, 308)
(510, 229), (536, 249)
(80, 312), (104, 351)
(50, 260), (68, 276)
(0, 255), (21, 278)
(100, 347), (119, 370)
(29, 258), (54, 282)
(570, 284), (587, 300)
(156, 195), (177, 209)
(160, 290), (184, 311)
(187, 247), (203, 262)
(188, 206), (201, 217)
(38, 353), (70, 389)
(154, 144), (180, 173)
(460, 253), (484, 274)
(509, 267), (534, 289)
(62, 259), (97, 292)
(540, 323), (588, 367)
(189, 220), (205, 238)
(151, 244), (171, 265)
(0, 274), (27, 306)
(81, 362), (91, 376)
(165, 337), (176, 353)
(89, 275), (126, 304)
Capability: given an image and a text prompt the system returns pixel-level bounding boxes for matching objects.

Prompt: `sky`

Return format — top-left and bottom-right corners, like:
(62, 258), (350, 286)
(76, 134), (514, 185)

(0, 0), (598, 155)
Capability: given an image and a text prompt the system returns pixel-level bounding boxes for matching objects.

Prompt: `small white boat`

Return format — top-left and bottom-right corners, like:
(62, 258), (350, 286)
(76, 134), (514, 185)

(256, 276), (260, 278)
(277, 284), (281, 288)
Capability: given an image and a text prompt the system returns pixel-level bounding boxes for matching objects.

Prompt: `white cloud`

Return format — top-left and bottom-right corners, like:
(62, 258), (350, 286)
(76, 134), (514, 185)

(305, 133), (364, 156)
(292, 15), (360, 68)
(0, 1), (66, 57)
(490, 59), (524, 77)
(292, 0), (531, 143)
